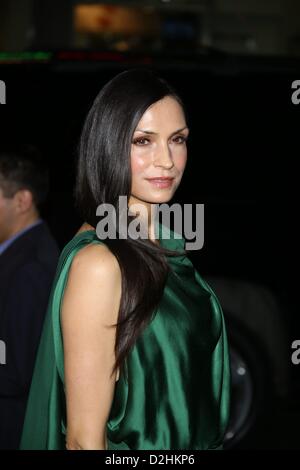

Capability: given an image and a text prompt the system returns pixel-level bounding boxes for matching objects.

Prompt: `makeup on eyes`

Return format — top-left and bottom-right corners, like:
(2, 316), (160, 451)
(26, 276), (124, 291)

(132, 134), (188, 145)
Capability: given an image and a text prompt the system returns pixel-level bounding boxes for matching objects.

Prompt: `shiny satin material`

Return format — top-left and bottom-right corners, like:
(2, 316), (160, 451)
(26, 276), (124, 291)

(20, 224), (230, 450)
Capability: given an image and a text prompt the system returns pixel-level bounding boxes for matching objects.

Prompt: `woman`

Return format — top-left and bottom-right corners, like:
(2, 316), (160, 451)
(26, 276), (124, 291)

(20, 68), (230, 450)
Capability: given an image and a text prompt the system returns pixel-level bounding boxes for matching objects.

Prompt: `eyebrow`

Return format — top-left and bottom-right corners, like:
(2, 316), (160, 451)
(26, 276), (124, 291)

(135, 126), (189, 135)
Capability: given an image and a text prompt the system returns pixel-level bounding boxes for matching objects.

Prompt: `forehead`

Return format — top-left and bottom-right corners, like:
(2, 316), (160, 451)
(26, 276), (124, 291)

(138, 96), (185, 126)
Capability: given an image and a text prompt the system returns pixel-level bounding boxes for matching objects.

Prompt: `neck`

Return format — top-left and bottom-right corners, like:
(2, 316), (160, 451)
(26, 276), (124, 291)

(128, 198), (159, 245)
(9, 212), (40, 240)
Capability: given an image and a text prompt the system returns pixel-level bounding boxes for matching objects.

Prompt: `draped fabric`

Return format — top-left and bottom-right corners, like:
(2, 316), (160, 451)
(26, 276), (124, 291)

(20, 224), (230, 450)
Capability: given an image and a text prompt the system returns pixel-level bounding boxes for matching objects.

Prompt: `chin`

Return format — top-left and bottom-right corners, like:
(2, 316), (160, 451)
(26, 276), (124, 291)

(131, 186), (177, 205)
(145, 193), (174, 204)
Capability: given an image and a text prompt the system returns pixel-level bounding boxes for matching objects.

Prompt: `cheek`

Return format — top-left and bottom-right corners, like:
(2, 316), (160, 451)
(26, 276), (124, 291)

(131, 152), (149, 176)
(175, 150), (188, 173)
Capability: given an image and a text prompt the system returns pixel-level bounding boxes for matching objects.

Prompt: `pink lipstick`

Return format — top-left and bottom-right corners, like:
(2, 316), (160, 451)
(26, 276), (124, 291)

(145, 177), (174, 189)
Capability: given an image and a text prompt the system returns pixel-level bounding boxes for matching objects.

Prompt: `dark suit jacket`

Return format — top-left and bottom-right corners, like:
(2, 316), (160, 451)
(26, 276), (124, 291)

(0, 221), (59, 449)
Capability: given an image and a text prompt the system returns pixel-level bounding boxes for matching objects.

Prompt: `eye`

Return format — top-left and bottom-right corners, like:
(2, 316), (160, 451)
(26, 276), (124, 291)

(173, 135), (188, 144)
(132, 137), (150, 146)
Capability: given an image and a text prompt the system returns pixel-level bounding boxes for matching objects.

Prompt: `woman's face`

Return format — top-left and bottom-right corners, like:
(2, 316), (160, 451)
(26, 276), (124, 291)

(129, 96), (189, 208)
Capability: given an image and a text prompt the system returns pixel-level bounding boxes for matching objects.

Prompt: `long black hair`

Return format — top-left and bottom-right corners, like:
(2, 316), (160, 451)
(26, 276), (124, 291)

(74, 68), (188, 381)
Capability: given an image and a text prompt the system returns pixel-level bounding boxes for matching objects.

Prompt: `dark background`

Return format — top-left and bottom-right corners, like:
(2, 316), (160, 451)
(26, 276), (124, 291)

(0, 0), (299, 450)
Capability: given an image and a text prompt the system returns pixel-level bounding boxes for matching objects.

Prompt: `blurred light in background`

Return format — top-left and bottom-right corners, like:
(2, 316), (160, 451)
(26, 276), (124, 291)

(73, 3), (198, 52)
(74, 4), (160, 51)
(0, 0), (300, 57)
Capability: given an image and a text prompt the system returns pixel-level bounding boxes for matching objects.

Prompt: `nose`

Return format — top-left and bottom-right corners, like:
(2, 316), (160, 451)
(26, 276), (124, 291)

(153, 141), (174, 169)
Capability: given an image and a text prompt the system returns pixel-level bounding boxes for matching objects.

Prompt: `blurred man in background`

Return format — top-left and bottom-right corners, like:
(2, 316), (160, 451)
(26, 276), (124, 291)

(0, 146), (59, 449)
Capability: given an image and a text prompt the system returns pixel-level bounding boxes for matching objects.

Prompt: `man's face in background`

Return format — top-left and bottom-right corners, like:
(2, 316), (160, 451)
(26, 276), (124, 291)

(0, 182), (16, 244)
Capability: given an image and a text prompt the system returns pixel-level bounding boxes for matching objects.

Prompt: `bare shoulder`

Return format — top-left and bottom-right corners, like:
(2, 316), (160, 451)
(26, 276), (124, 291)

(62, 241), (122, 326)
(70, 242), (121, 279)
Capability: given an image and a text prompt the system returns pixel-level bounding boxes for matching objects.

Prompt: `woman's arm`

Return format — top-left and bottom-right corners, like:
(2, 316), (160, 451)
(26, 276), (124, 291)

(61, 243), (122, 450)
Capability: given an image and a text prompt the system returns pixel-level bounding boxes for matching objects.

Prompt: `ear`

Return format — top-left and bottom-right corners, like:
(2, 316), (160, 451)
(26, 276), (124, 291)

(14, 189), (34, 213)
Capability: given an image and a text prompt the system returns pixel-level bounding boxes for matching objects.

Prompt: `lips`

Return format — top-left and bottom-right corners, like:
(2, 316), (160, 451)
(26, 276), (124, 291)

(146, 177), (174, 181)
(145, 177), (175, 188)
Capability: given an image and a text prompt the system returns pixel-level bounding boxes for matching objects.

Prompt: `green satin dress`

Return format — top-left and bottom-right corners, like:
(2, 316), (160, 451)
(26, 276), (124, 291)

(19, 224), (230, 450)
